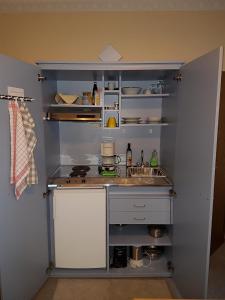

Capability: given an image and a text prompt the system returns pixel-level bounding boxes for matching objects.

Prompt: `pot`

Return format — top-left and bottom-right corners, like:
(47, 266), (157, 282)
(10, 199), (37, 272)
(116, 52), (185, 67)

(130, 246), (143, 260)
(148, 225), (165, 238)
(144, 246), (163, 260)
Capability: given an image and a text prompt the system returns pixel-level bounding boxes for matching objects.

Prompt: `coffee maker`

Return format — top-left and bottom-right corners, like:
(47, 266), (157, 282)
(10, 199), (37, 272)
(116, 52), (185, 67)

(100, 140), (120, 176)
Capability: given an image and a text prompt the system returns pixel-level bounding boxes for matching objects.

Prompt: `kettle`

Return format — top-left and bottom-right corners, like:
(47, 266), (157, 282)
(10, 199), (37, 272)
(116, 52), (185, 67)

(107, 116), (117, 128)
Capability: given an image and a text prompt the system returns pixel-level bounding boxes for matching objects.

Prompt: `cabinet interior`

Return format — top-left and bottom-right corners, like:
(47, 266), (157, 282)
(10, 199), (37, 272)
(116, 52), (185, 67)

(42, 68), (178, 180)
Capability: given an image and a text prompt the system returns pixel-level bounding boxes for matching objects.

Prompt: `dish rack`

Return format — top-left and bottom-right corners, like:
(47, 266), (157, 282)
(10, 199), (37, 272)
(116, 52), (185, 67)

(127, 167), (167, 178)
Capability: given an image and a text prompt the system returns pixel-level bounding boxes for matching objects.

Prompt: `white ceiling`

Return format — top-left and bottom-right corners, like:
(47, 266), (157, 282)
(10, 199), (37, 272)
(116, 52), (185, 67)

(0, 0), (225, 12)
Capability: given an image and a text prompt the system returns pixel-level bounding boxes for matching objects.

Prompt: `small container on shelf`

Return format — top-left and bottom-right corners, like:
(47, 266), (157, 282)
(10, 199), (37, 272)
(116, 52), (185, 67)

(83, 91), (92, 105)
(105, 81), (118, 91)
(114, 101), (119, 110)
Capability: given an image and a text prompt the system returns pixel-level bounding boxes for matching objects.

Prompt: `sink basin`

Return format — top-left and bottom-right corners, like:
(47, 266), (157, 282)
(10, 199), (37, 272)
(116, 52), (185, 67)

(127, 167), (166, 178)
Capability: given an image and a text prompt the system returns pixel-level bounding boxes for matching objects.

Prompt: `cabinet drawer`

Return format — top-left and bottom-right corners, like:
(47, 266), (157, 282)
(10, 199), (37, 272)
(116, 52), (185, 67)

(109, 196), (170, 212)
(110, 211), (171, 224)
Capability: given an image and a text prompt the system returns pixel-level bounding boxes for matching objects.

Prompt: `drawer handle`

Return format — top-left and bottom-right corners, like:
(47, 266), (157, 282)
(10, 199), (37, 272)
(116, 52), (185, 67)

(133, 217), (146, 220)
(133, 204), (146, 208)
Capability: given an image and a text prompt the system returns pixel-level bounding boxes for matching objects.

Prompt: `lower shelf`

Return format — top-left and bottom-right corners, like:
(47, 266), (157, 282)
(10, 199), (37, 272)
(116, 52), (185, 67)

(109, 256), (171, 277)
(49, 257), (171, 278)
(109, 224), (172, 246)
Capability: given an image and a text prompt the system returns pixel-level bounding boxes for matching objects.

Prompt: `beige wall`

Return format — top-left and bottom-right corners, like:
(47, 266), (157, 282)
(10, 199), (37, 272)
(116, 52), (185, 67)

(0, 11), (225, 68)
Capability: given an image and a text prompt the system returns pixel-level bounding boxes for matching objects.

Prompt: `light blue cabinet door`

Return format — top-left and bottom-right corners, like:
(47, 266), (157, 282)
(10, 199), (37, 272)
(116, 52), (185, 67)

(173, 47), (223, 298)
(0, 54), (48, 300)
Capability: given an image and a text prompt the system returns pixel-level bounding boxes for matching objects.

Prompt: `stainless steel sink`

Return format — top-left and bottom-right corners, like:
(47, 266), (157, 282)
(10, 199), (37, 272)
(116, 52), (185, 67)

(127, 167), (166, 178)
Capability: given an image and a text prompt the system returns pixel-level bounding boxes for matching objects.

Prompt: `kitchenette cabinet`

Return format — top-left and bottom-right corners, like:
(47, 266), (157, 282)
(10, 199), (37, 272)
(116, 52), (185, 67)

(0, 47), (223, 300)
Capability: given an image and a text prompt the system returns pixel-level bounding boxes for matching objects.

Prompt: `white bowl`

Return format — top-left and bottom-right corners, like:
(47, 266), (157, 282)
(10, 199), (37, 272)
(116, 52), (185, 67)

(148, 116), (161, 122)
(122, 87), (142, 95)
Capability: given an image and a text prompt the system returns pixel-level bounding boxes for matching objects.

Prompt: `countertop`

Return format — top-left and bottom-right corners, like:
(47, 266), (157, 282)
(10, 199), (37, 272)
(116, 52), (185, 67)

(48, 165), (173, 188)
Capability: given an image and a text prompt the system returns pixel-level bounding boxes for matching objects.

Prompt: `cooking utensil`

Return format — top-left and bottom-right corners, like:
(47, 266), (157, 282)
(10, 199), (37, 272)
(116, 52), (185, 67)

(148, 225), (165, 238)
(144, 246), (163, 260)
(130, 246), (143, 260)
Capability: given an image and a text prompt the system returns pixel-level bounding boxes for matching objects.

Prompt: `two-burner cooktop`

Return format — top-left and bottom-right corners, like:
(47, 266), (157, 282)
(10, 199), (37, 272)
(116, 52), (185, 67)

(51, 165), (100, 179)
(69, 165), (91, 178)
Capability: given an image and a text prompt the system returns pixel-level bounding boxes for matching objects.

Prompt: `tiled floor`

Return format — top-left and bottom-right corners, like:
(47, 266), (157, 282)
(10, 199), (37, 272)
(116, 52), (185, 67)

(33, 278), (173, 300)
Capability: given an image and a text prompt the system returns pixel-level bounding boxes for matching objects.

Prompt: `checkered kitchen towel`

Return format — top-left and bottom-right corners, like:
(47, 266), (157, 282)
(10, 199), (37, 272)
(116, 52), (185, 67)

(19, 102), (38, 185)
(8, 101), (38, 200)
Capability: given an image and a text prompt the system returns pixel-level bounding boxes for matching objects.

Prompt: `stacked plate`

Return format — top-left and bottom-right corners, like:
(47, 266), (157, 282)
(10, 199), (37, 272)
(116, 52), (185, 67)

(122, 117), (142, 124)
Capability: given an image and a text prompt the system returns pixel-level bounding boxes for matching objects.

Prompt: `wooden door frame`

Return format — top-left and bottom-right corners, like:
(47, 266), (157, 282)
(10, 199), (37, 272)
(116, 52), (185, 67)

(211, 71), (225, 254)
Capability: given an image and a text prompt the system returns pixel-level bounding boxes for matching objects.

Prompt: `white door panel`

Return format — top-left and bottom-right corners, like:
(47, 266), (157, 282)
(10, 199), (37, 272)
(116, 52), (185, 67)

(53, 188), (106, 268)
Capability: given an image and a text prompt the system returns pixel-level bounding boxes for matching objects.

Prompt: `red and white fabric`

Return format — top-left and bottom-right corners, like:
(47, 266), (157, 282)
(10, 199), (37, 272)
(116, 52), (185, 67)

(8, 101), (38, 199)
(19, 102), (38, 185)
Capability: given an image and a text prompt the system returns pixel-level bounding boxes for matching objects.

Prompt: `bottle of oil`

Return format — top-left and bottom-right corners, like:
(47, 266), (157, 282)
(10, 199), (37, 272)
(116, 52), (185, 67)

(126, 143), (132, 167)
(92, 81), (98, 105)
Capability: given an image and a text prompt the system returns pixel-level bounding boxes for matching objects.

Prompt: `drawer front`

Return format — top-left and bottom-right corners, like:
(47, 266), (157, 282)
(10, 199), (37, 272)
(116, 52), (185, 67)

(109, 211), (171, 224)
(109, 196), (170, 212)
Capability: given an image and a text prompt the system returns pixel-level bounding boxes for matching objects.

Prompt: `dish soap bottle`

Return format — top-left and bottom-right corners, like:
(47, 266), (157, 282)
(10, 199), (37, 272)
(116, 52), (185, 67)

(126, 143), (132, 167)
(150, 150), (158, 167)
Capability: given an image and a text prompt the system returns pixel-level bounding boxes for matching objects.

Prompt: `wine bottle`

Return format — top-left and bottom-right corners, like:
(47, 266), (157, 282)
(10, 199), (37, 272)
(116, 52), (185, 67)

(92, 82), (98, 105)
(126, 143), (132, 167)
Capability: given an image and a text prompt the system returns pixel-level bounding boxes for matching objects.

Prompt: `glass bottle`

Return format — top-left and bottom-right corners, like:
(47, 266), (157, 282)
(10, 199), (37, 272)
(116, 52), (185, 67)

(92, 81), (98, 105)
(150, 150), (158, 167)
(126, 143), (132, 167)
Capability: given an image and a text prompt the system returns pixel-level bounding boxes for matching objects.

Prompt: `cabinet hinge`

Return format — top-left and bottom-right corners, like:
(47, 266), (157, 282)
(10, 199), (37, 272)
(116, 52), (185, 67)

(42, 112), (51, 121)
(43, 190), (50, 198)
(173, 73), (182, 81)
(46, 261), (54, 274)
(167, 261), (174, 272)
(169, 189), (177, 198)
(37, 73), (47, 82)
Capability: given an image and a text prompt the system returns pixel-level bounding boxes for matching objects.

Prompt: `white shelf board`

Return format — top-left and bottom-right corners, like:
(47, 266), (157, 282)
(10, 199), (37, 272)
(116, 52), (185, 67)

(103, 126), (120, 129)
(109, 256), (171, 277)
(104, 90), (120, 94)
(109, 225), (172, 246)
(104, 109), (120, 112)
(49, 104), (103, 108)
(121, 93), (169, 99)
(121, 123), (169, 127)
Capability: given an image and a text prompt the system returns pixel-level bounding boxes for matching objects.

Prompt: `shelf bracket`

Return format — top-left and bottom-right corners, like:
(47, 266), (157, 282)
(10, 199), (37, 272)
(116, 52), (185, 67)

(43, 190), (51, 198)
